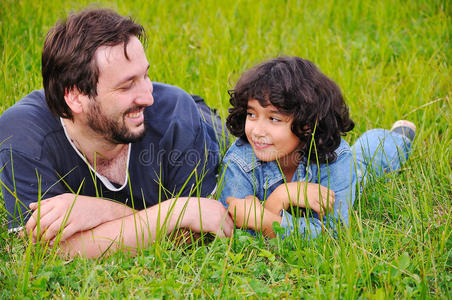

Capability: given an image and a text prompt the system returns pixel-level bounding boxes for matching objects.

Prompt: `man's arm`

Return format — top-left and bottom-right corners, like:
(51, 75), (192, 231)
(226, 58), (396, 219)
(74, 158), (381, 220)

(25, 194), (135, 243)
(58, 197), (233, 258)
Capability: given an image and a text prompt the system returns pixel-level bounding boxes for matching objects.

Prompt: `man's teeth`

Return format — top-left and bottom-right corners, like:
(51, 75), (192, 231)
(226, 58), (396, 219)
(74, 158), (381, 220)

(127, 111), (141, 118)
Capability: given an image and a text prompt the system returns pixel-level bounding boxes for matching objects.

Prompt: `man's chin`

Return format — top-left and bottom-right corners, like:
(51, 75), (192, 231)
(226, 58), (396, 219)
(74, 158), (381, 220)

(111, 126), (146, 144)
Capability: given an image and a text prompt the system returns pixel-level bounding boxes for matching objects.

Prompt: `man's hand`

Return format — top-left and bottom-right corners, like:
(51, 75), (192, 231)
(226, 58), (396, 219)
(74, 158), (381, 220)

(226, 196), (281, 237)
(25, 194), (133, 243)
(178, 197), (234, 238)
(265, 182), (334, 217)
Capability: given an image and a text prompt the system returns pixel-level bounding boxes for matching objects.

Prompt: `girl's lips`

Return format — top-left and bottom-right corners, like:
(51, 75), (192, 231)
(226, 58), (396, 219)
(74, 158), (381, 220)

(253, 140), (271, 150)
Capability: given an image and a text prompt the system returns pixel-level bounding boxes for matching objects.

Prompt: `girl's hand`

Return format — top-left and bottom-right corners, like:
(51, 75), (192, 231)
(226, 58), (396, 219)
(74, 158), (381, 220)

(265, 182), (334, 217)
(226, 196), (281, 237)
(227, 196), (263, 230)
(304, 183), (335, 216)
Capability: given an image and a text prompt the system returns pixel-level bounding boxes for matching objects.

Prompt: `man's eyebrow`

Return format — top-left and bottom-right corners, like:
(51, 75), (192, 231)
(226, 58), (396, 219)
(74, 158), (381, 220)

(114, 64), (150, 87)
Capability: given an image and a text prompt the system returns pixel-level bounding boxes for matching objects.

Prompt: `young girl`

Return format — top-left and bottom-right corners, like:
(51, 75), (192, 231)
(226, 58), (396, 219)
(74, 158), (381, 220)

(218, 56), (414, 238)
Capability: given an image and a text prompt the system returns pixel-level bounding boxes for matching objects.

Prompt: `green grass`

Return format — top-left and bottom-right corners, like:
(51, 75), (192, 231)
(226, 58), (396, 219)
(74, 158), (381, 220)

(0, 0), (451, 298)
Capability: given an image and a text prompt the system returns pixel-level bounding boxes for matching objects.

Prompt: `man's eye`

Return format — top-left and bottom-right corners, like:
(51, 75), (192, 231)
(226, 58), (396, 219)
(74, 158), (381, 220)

(121, 81), (135, 90)
(270, 117), (281, 122)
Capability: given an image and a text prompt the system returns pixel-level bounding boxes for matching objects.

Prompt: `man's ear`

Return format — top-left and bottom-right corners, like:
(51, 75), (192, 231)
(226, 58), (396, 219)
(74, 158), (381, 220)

(64, 87), (88, 114)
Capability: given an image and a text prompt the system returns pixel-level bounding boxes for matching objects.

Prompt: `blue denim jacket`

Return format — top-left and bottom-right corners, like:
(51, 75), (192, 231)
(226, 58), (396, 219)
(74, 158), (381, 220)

(218, 137), (357, 239)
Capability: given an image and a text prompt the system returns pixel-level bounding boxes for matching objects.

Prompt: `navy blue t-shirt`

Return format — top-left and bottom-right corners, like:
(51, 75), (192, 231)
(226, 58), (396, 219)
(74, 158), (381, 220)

(0, 83), (220, 229)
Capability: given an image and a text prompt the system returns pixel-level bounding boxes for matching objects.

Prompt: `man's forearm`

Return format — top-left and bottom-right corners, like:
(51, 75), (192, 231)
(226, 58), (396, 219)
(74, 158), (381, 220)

(26, 194), (137, 243)
(85, 196), (136, 224)
(58, 197), (232, 258)
(59, 198), (185, 258)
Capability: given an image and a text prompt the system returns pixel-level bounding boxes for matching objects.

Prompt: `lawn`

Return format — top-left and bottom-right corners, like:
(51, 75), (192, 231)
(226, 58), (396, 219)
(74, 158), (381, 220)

(0, 0), (450, 298)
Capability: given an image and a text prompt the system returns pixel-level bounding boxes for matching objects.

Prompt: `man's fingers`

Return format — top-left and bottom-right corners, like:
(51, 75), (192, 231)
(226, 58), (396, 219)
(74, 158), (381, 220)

(41, 221), (62, 241)
(29, 199), (52, 210)
(25, 213), (38, 235)
(26, 202), (54, 233)
(216, 229), (226, 238)
(58, 223), (77, 242)
(222, 214), (234, 236)
(225, 213), (234, 229)
(31, 210), (54, 241)
(33, 213), (65, 242)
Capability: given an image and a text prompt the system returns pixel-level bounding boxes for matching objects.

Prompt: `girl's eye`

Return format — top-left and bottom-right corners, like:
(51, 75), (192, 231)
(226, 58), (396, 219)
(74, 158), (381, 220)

(247, 112), (256, 118)
(270, 117), (281, 122)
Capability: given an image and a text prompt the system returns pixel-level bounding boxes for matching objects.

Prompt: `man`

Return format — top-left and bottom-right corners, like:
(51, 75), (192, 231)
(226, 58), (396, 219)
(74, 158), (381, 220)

(0, 8), (233, 258)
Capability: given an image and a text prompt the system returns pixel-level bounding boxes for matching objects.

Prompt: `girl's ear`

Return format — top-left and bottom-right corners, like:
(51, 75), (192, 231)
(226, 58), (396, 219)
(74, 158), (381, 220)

(64, 87), (89, 115)
(298, 125), (312, 137)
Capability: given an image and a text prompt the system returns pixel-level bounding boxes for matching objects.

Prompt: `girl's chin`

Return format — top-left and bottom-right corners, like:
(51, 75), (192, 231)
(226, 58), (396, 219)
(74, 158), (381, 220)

(253, 151), (276, 162)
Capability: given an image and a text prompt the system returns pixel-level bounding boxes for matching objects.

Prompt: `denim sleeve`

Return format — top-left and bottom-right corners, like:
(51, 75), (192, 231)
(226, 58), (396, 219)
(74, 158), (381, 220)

(217, 155), (255, 207)
(279, 150), (356, 239)
(280, 209), (323, 239)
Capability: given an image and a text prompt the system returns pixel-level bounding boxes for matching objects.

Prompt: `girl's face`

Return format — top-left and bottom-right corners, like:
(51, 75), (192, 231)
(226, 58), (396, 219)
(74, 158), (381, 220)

(245, 99), (301, 170)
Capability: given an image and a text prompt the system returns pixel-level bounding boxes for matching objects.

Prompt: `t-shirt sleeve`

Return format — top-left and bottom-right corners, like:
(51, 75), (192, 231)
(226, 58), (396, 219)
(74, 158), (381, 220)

(0, 149), (67, 230)
(152, 86), (221, 199)
(165, 119), (220, 198)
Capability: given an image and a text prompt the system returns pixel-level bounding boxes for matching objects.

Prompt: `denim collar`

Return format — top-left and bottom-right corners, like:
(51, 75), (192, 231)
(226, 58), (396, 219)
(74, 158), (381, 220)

(231, 139), (314, 184)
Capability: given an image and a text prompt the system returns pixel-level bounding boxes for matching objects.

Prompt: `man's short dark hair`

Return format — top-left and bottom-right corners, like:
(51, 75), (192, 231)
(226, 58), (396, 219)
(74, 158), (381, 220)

(42, 8), (145, 119)
(227, 56), (354, 164)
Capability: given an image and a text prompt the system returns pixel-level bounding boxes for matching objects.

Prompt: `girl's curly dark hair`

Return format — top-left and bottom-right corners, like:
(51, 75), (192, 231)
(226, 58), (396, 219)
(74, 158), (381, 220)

(226, 56), (354, 164)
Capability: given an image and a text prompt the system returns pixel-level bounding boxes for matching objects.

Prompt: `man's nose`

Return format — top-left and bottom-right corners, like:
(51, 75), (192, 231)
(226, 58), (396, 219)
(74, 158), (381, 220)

(136, 80), (154, 106)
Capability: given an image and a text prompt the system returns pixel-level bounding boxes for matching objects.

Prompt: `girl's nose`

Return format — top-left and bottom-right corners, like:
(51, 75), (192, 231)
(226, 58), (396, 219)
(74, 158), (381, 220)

(252, 123), (266, 137)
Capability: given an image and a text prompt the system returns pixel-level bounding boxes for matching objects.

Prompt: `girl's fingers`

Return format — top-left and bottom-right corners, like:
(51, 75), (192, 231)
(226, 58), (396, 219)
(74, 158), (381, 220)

(226, 197), (234, 205)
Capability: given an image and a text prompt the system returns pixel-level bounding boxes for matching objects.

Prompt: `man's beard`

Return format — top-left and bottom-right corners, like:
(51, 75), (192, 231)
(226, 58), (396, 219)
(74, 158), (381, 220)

(86, 100), (146, 144)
